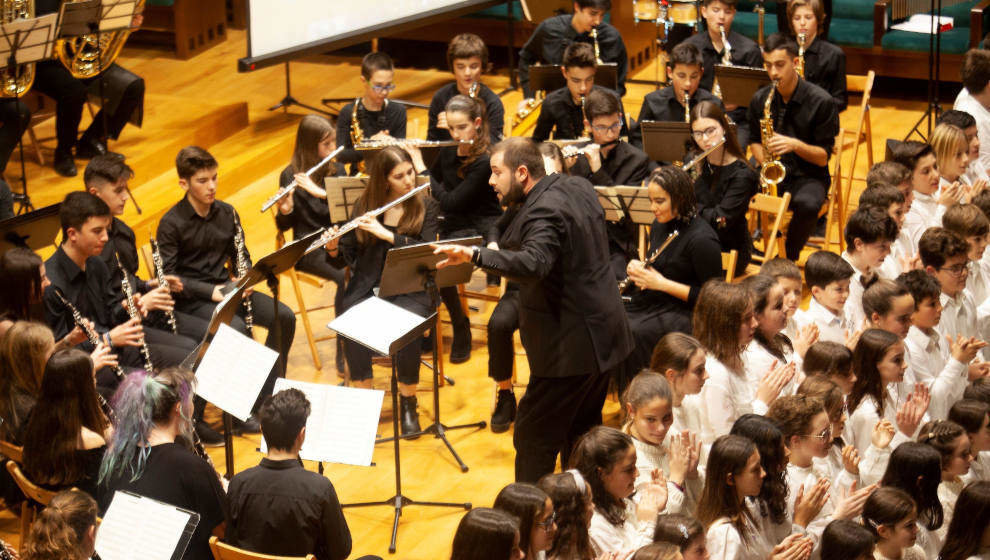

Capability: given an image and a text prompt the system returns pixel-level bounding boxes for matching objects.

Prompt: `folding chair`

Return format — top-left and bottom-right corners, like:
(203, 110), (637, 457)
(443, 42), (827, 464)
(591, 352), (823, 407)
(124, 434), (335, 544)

(208, 536), (316, 560)
(722, 250), (739, 282)
(746, 191), (792, 276)
(6, 461), (61, 546)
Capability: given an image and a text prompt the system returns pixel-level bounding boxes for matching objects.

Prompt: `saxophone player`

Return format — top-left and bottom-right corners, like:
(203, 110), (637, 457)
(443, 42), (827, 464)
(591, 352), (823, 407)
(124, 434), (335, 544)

(786, 0), (847, 111)
(746, 33), (838, 261)
(335, 52), (407, 175)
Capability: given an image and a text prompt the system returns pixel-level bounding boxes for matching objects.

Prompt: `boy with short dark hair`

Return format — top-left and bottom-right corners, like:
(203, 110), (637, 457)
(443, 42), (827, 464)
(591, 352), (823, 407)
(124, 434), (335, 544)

(518, 0), (627, 98)
(628, 42), (721, 149)
(335, 52), (407, 174)
(943, 203), (990, 302)
(860, 185), (910, 281)
(567, 88), (651, 185)
(842, 205), (898, 327)
(760, 257), (803, 341)
(955, 49), (990, 173)
(919, 227), (979, 344)
(794, 250), (855, 344)
(427, 33), (504, 144)
(533, 42), (628, 142)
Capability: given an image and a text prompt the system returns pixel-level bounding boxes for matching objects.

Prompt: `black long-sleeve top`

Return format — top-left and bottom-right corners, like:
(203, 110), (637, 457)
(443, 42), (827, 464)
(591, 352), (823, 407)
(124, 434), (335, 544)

(43, 246), (129, 348)
(518, 15), (628, 97)
(98, 217), (149, 293)
(156, 196), (248, 303)
(428, 148), (501, 239)
(800, 37), (847, 112)
(629, 86), (722, 149)
(427, 82), (505, 144)
(681, 29), (762, 128)
(334, 100), (407, 171)
(694, 159), (758, 273)
(625, 215), (723, 313)
(274, 165), (346, 238)
(533, 85), (628, 142)
(227, 458), (352, 560)
(568, 140), (653, 187)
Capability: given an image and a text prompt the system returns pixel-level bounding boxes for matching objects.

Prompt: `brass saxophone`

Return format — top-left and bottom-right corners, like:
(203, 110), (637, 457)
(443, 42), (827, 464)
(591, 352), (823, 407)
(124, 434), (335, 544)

(713, 24), (732, 100)
(759, 82), (786, 192)
(149, 237), (178, 335)
(51, 287), (125, 379)
(116, 253), (154, 373)
(468, 81), (479, 98)
(232, 213), (253, 336)
(797, 33), (806, 78)
(350, 97), (364, 146)
(581, 94), (590, 137)
(591, 27), (604, 64)
(684, 92), (690, 123)
(55, 0), (145, 78)
(0, 0), (36, 97)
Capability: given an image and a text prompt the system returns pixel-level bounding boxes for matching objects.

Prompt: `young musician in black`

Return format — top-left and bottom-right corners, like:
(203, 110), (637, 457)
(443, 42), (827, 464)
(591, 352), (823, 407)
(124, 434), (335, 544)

(427, 33), (505, 144)
(518, 0), (628, 98)
(778, 0), (833, 45)
(786, 0), (847, 111)
(747, 33), (838, 261)
(335, 52), (407, 175)
(407, 94), (501, 363)
(690, 100), (758, 275)
(629, 42), (721, 150)
(532, 43), (628, 143)
(156, 146), (296, 432)
(617, 166), (723, 392)
(323, 147), (438, 436)
(681, 0), (762, 144)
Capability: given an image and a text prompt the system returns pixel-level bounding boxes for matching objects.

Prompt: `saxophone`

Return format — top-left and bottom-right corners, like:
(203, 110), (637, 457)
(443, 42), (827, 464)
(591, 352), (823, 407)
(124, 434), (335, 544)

(591, 27), (604, 64)
(797, 33), (806, 78)
(51, 287), (125, 379)
(468, 81), (479, 98)
(350, 97), (364, 146)
(55, 0), (145, 78)
(759, 82), (787, 192)
(232, 213), (253, 336)
(149, 237), (178, 335)
(0, 0), (36, 97)
(116, 253), (154, 373)
(684, 92), (690, 123)
(713, 24), (732, 100)
(581, 95), (590, 137)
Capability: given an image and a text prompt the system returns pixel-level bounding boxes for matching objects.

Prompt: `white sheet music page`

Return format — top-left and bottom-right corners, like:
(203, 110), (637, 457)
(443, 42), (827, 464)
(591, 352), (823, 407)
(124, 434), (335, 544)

(262, 378), (384, 466)
(329, 296), (426, 355)
(95, 491), (197, 560)
(194, 323), (278, 421)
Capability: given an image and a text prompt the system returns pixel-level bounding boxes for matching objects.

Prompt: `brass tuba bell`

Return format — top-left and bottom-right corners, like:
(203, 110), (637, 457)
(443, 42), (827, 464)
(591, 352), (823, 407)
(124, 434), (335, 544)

(54, 0), (144, 79)
(1, 0), (36, 98)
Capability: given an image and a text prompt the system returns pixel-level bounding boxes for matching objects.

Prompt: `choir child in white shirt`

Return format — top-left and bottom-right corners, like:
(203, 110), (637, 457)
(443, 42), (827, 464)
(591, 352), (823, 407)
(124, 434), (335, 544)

(866, 162), (916, 277)
(802, 342), (855, 395)
(493, 483), (557, 560)
(653, 514), (708, 560)
(936, 480), (990, 560)
(878, 442), (946, 558)
(918, 228), (981, 343)
(842, 206), (898, 328)
(937, 109), (990, 187)
(796, 375), (861, 486)
(943, 203), (990, 303)
(820, 519), (876, 560)
(975, 191), (990, 266)
(949, 399), (990, 482)
(891, 140), (964, 253)
(859, 186), (908, 281)
(650, 333), (708, 447)
(932, 123), (981, 193)
(793, 251), (855, 345)
(759, 258), (804, 343)
(861, 487), (927, 560)
(917, 419), (975, 549)
(536, 471), (597, 560)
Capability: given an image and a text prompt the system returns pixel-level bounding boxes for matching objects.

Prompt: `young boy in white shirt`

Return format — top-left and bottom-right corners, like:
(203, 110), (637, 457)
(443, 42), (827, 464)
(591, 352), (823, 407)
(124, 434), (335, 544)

(794, 251), (855, 344)
(942, 203), (990, 302)
(841, 205), (898, 329)
(890, 141), (964, 252)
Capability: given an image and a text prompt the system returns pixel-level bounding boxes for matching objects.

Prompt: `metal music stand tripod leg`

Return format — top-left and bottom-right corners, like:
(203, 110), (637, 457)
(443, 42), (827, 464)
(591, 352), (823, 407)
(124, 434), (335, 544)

(269, 61), (333, 116)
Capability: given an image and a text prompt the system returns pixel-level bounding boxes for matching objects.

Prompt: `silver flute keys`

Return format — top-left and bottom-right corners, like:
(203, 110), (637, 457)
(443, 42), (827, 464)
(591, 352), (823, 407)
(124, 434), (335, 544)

(233, 213), (253, 336)
(149, 236), (178, 334)
(52, 287), (125, 379)
(117, 253), (155, 373)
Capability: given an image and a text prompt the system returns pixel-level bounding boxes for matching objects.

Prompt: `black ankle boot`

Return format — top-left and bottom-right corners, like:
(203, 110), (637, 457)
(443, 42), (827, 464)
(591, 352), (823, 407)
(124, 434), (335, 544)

(449, 319), (472, 364)
(335, 336), (346, 372)
(490, 389), (516, 433)
(399, 395), (421, 438)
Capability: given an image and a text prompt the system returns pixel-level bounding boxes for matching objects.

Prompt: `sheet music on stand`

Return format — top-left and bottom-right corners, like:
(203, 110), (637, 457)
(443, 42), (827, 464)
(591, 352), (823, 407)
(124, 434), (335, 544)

(58, 0), (140, 36)
(95, 490), (199, 560)
(594, 186), (654, 224)
(0, 12), (58, 66)
(330, 296), (432, 356)
(261, 378), (384, 466)
(713, 65), (772, 107)
(194, 323), (278, 422)
(641, 121), (738, 164)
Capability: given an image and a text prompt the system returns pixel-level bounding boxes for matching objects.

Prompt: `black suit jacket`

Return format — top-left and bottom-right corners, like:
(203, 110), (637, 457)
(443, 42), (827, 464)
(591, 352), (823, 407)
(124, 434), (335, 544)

(477, 173), (633, 378)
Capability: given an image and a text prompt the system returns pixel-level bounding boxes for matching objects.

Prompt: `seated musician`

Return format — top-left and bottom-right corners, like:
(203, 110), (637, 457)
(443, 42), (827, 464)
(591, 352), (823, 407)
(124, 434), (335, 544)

(747, 33), (838, 261)
(518, 0), (628, 98)
(617, 166), (723, 393)
(156, 147), (296, 433)
(42, 192), (194, 390)
(336, 52), (407, 175)
(785, 0), (847, 112)
(629, 42), (721, 150)
(533, 43), (628, 142)
(36, 0), (146, 177)
(690, 100), (758, 276)
(778, 0), (833, 40)
(681, 0), (763, 145)
(428, 33), (504, 144)
(323, 146), (438, 436)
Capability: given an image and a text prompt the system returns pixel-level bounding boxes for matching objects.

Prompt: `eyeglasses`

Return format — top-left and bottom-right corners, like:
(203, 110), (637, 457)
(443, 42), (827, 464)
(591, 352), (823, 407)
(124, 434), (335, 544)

(537, 511), (557, 531)
(802, 426), (832, 441)
(592, 122), (623, 134)
(370, 84), (396, 93)
(939, 263), (970, 277)
(691, 126), (721, 140)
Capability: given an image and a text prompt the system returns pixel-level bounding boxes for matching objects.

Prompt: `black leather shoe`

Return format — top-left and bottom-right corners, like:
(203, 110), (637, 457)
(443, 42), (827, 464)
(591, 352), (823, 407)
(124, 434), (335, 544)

(399, 395), (421, 438)
(195, 420), (225, 447)
(231, 414), (261, 435)
(490, 389), (516, 433)
(54, 149), (77, 177)
(449, 319), (472, 364)
(75, 136), (110, 159)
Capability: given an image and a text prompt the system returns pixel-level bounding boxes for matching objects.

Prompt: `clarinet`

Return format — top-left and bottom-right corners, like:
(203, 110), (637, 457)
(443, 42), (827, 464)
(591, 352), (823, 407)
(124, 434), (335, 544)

(149, 237), (178, 334)
(51, 287), (125, 379)
(232, 213), (254, 336)
(97, 393), (118, 426)
(116, 253), (155, 373)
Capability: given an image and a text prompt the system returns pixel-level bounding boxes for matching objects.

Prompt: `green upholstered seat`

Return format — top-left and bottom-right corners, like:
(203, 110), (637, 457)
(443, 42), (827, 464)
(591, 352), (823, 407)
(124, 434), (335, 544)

(733, 11), (779, 41)
(827, 18), (874, 48)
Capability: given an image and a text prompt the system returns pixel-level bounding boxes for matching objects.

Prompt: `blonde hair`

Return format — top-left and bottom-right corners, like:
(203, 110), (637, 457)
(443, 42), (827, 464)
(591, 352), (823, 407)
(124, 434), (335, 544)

(931, 123), (968, 177)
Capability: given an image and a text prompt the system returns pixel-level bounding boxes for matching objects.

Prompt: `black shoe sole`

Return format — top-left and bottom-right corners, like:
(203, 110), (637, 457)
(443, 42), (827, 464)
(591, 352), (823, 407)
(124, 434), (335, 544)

(449, 351), (471, 364)
(490, 420), (512, 433)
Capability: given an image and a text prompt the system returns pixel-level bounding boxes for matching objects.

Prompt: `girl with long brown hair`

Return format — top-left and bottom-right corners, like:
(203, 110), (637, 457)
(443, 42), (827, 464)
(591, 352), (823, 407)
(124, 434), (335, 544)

(0, 321), (54, 444)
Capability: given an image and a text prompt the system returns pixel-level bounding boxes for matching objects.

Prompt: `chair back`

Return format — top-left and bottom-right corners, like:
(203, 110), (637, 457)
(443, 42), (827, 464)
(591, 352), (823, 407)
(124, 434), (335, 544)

(749, 192), (792, 263)
(6, 461), (60, 506)
(208, 536), (317, 560)
(722, 250), (738, 282)
(0, 440), (22, 464)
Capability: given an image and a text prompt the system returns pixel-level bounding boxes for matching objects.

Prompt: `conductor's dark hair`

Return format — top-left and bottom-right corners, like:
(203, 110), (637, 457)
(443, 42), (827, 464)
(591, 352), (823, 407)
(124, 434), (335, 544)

(937, 109), (978, 130)
(939, 481), (990, 560)
(880, 442), (944, 531)
(918, 227), (969, 269)
(563, 42), (597, 70)
(821, 519), (875, 560)
(59, 191), (110, 239)
(175, 146), (218, 181)
(804, 250), (854, 290)
(83, 153), (133, 189)
(360, 51), (393, 80)
(447, 33), (488, 69)
(492, 137), (547, 182)
(949, 399), (990, 434)
(258, 388), (311, 451)
(584, 87), (621, 121)
(962, 48), (990, 95)
(887, 140), (934, 172)
(668, 42), (703, 69)
(764, 32), (799, 58)
(647, 166), (697, 220)
(896, 269), (941, 309)
(575, 0), (612, 10)
(844, 205), (898, 249)
(493, 483), (549, 557)
(450, 508), (520, 560)
(866, 161), (912, 190)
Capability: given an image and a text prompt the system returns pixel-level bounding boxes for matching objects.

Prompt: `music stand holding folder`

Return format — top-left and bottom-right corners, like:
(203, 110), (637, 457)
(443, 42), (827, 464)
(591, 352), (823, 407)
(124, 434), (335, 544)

(640, 121), (738, 164)
(529, 62), (619, 93)
(713, 65), (772, 107)
(0, 202), (60, 255)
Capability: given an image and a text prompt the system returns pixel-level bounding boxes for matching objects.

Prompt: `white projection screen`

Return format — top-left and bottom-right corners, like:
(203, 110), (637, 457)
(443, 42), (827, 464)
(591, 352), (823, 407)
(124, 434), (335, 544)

(238, 0), (503, 72)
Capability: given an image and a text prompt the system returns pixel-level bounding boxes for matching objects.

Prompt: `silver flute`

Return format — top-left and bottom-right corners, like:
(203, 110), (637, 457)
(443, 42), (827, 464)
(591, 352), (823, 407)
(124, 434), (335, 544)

(149, 237), (178, 335)
(117, 253), (155, 373)
(618, 231), (680, 295)
(233, 213), (254, 336)
(354, 138), (472, 150)
(305, 183), (430, 255)
(261, 145), (345, 212)
(52, 287), (125, 379)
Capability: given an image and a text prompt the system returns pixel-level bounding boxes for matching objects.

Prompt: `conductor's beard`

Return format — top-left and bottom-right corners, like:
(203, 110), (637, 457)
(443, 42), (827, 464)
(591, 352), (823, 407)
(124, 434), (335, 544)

(499, 176), (527, 208)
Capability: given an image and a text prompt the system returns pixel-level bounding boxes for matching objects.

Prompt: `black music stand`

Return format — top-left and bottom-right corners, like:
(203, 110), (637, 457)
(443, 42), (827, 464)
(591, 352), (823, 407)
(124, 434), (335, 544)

(0, 202), (60, 255)
(713, 65), (772, 107)
(641, 121), (738, 164)
(904, 0), (945, 141)
(270, 62), (333, 116)
(529, 63), (619, 93)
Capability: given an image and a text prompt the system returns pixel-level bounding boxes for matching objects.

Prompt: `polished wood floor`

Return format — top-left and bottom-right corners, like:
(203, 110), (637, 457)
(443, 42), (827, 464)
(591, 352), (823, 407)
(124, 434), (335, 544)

(1, 29), (934, 558)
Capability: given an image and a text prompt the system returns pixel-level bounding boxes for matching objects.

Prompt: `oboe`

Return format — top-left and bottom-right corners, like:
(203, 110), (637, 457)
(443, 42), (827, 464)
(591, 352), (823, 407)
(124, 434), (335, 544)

(232, 213), (254, 336)
(618, 231), (680, 298)
(51, 287), (125, 379)
(261, 145), (345, 212)
(305, 183), (430, 255)
(149, 236), (178, 335)
(117, 253), (155, 373)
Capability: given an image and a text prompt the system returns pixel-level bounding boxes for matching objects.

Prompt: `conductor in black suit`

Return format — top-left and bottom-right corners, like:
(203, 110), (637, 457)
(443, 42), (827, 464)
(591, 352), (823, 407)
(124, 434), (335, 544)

(432, 137), (634, 483)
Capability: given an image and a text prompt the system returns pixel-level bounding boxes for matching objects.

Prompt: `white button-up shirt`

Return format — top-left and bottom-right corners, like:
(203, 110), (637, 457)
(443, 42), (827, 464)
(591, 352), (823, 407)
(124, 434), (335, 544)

(842, 251), (871, 330)
(903, 325), (968, 419)
(902, 189), (945, 253)
(794, 297), (852, 345)
(699, 356), (768, 444)
(955, 87), (990, 173)
(938, 290), (979, 341)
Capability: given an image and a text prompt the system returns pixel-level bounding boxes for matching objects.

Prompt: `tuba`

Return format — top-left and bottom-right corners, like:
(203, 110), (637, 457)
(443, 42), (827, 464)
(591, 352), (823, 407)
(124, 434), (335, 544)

(1, 0), (35, 97)
(759, 82), (786, 192)
(55, 0), (145, 78)
(796, 33), (806, 78)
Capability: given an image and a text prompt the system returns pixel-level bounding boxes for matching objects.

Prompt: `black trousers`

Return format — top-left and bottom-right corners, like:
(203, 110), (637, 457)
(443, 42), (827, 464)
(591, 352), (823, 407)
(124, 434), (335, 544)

(0, 99), (29, 172)
(513, 369), (611, 483)
(343, 293), (428, 385)
(616, 305), (691, 395)
(82, 64), (145, 141)
(487, 285), (519, 383)
(778, 175), (828, 261)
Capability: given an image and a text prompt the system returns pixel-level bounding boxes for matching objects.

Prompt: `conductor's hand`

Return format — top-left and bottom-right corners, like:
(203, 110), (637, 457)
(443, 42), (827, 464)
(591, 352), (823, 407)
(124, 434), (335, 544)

(109, 317), (144, 348)
(432, 244), (473, 268)
(766, 134), (798, 155)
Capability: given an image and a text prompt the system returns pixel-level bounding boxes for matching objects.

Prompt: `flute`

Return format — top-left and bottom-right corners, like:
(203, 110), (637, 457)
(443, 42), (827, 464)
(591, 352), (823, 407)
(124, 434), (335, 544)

(305, 183), (430, 255)
(682, 137), (726, 171)
(117, 253), (155, 373)
(149, 236), (178, 334)
(261, 145), (345, 212)
(51, 287), (125, 379)
(618, 230), (680, 297)
(354, 138), (472, 151)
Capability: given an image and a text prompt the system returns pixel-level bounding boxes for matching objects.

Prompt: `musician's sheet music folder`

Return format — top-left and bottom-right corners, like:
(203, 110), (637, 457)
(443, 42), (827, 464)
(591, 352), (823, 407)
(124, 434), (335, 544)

(714, 65), (772, 108)
(95, 490), (199, 560)
(329, 296), (434, 357)
(261, 378), (385, 466)
(0, 12), (58, 67)
(194, 323), (278, 422)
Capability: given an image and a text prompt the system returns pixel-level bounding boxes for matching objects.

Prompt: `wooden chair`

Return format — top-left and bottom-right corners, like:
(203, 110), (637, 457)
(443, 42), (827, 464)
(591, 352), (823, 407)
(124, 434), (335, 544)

(208, 536), (316, 560)
(748, 191), (792, 273)
(722, 250), (739, 283)
(0, 440), (22, 464)
(6, 461), (61, 546)
(838, 71), (876, 198)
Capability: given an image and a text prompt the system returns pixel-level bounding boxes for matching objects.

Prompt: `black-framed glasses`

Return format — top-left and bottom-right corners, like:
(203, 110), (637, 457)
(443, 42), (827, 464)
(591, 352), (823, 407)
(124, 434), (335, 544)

(940, 263), (969, 277)
(802, 426), (832, 441)
(691, 126), (720, 140)
(537, 511), (557, 531)
(592, 122), (623, 134)
(371, 84), (396, 93)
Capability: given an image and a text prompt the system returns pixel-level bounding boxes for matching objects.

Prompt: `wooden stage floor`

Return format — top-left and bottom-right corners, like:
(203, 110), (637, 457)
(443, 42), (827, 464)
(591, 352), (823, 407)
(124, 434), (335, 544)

(1, 29), (932, 558)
